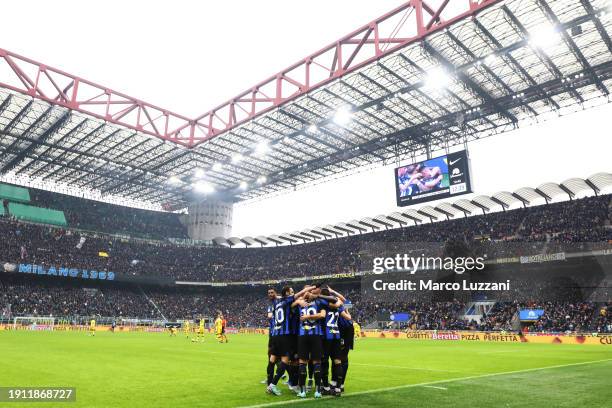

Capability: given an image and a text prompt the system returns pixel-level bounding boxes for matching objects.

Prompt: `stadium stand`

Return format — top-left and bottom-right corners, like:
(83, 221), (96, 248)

(2, 275), (609, 333)
(0, 182), (188, 239)
(478, 302), (519, 331)
(1, 191), (610, 333)
(0, 194), (609, 282)
(593, 303), (612, 333)
(527, 302), (597, 333)
(0, 276), (269, 328)
(29, 187), (189, 239)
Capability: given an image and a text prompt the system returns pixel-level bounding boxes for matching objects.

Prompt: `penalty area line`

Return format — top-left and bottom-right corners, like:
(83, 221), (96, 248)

(238, 358), (612, 408)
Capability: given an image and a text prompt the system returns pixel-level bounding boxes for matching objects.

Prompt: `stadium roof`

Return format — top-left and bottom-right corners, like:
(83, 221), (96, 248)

(1, 0), (611, 209)
(212, 172), (612, 246)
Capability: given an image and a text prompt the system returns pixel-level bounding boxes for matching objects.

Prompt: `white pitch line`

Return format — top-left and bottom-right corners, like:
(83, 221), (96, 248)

(238, 358), (612, 408)
(422, 385), (447, 390)
(478, 350), (521, 355)
(351, 362), (458, 372)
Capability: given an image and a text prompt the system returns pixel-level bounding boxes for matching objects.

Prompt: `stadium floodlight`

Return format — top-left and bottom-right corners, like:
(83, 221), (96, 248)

(307, 124), (318, 133)
(254, 141), (270, 156)
(423, 67), (452, 90)
(333, 106), (352, 126)
(231, 154), (244, 163)
(256, 176), (267, 184)
(192, 181), (214, 194)
(529, 25), (560, 49)
(239, 181), (248, 190)
(212, 163), (223, 172)
(167, 176), (181, 185)
(193, 168), (205, 178)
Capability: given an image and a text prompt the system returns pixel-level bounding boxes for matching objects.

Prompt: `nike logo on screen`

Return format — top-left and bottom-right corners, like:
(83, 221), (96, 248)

(449, 158), (461, 165)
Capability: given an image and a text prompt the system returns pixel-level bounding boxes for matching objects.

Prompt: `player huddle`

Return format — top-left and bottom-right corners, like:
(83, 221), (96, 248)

(265, 284), (357, 399)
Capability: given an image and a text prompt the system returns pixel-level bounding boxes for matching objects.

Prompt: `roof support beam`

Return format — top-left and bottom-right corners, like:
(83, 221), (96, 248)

(534, 188), (552, 203)
(502, 4), (584, 104)
(46, 128), (127, 182)
(580, 0), (612, 54)
(490, 196), (508, 211)
(0, 111), (71, 174)
(417, 209), (436, 222)
(470, 200), (489, 215)
(559, 183), (575, 200)
(451, 203), (471, 217)
(387, 215), (407, 227)
(445, 30), (538, 117)
(473, 19), (561, 111)
(538, 0), (608, 95)
(585, 179), (600, 196)
(512, 192), (529, 208)
(422, 41), (518, 124)
(21, 118), (91, 177)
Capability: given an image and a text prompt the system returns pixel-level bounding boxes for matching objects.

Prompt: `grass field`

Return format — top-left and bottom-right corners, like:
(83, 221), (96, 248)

(0, 331), (611, 407)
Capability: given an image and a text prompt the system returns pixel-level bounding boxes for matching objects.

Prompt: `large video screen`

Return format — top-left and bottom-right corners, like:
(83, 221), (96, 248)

(395, 150), (472, 206)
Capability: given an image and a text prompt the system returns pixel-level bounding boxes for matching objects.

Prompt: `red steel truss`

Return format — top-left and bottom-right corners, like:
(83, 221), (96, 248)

(0, 0), (501, 148)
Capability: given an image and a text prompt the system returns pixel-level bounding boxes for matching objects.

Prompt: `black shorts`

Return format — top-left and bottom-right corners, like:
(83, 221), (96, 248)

(221, 327), (225, 334)
(269, 335), (292, 357)
(338, 341), (351, 360)
(289, 335), (298, 360)
(323, 338), (342, 360)
(298, 335), (323, 361)
(340, 325), (354, 350)
(339, 326), (354, 360)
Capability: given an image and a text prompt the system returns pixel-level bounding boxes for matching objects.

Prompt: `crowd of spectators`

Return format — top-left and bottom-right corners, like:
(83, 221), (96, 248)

(2, 277), (610, 332)
(593, 303), (612, 333)
(478, 302), (518, 331)
(147, 288), (268, 327)
(519, 197), (610, 242)
(0, 278), (268, 327)
(526, 301), (598, 333)
(0, 195), (609, 283)
(0, 192), (610, 332)
(0, 279), (157, 318)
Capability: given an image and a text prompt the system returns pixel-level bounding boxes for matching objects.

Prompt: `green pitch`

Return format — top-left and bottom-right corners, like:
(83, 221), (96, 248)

(0, 331), (611, 407)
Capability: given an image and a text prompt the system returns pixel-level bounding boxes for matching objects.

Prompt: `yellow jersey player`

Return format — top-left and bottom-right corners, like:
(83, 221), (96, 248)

(197, 317), (205, 342)
(214, 312), (225, 343)
(170, 326), (177, 336)
(184, 320), (191, 338)
(353, 321), (361, 339)
(221, 316), (228, 343)
(89, 319), (96, 336)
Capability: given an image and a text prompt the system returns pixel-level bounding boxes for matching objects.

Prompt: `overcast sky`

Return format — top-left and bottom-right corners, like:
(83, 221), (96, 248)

(1, 1), (611, 237)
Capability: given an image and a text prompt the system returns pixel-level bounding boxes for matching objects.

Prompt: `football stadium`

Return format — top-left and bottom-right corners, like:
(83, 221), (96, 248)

(0, 0), (611, 407)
